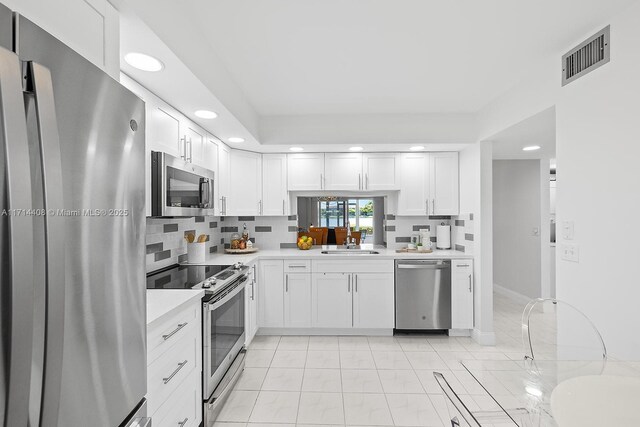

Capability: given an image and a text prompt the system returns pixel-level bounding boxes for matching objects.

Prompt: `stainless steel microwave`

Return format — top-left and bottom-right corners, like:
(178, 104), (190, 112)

(151, 151), (215, 217)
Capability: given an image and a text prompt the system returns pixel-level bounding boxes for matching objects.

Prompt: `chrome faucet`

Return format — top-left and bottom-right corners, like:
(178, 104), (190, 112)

(345, 222), (357, 248)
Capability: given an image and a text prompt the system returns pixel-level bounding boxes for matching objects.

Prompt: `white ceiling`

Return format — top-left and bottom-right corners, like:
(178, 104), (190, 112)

(185, 0), (633, 116)
(491, 107), (556, 160)
(115, 0), (634, 149)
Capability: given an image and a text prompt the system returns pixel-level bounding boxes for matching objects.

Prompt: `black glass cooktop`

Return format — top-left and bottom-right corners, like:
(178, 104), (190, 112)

(146, 264), (230, 289)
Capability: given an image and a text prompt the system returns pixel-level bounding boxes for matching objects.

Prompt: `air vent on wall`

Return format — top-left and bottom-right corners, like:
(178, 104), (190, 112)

(562, 25), (610, 86)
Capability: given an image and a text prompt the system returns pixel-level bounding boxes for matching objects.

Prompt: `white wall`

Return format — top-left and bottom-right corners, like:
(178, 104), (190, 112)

(259, 113), (478, 146)
(555, 2), (640, 359)
(476, 0), (640, 358)
(493, 160), (542, 300)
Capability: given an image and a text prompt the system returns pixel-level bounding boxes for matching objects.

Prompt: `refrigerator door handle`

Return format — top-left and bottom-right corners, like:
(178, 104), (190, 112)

(0, 46), (35, 427)
(26, 60), (66, 425)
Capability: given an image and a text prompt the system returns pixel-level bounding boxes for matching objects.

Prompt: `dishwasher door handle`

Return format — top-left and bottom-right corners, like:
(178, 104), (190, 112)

(397, 264), (449, 270)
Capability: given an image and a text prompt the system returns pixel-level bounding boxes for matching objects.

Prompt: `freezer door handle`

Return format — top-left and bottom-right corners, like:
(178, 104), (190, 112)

(27, 60), (67, 425)
(0, 45), (35, 427)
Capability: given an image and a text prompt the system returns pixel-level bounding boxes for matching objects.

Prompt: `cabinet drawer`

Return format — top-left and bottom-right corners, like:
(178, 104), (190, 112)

(312, 259), (393, 273)
(148, 326), (198, 415)
(151, 368), (200, 427)
(148, 303), (199, 364)
(284, 260), (311, 273)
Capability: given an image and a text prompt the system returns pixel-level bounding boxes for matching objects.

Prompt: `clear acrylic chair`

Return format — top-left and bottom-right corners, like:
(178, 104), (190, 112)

(433, 372), (527, 426)
(521, 298), (607, 362)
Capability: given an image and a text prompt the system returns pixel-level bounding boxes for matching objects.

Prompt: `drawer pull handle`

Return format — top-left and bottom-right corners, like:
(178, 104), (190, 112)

(162, 322), (188, 340)
(163, 360), (188, 384)
(178, 417), (188, 427)
(457, 264), (470, 267)
(288, 265), (307, 268)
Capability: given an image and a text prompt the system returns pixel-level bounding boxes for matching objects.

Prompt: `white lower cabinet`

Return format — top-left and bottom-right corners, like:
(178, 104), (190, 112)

(352, 273), (395, 329)
(147, 298), (202, 426)
(452, 259), (474, 329)
(245, 262), (258, 346)
(258, 260), (285, 327)
(284, 273), (312, 327)
(311, 273), (352, 328)
(311, 260), (394, 330)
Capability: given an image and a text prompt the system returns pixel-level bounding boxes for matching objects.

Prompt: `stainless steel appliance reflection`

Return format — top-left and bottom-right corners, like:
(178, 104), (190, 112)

(0, 4), (147, 426)
(395, 260), (452, 330)
(151, 151), (215, 217)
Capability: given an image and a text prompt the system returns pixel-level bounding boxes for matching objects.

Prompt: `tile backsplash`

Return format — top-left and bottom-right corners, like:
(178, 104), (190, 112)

(220, 216), (299, 250)
(384, 213), (474, 252)
(145, 215), (299, 273)
(146, 216), (222, 272)
(145, 212), (474, 273)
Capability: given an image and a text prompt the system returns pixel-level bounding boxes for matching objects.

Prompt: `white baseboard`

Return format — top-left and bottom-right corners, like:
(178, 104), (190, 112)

(472, 328), (496, 346)
(493, 283), (532, 306)
(257, 327), (393, 336)
(448, 329), (472, 337)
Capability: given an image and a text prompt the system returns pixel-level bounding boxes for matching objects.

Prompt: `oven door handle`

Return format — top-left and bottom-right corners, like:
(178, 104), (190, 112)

(207, 276), (248, 311)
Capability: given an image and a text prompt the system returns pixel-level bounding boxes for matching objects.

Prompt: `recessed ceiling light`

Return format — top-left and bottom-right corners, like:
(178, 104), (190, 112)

(289, 147), (304, 152)
(124, 52), (164, 72)
(349, 146), (364, 151)
(410, 146), (425, 151)
(523, 145), (541, 151)
(228, 137), (245, 143)
(194, 110), (218, 119)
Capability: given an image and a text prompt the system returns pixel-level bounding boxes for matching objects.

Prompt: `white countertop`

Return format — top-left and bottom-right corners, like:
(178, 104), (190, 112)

(147, 289), (204, 326)
(182, 245), (473, 266)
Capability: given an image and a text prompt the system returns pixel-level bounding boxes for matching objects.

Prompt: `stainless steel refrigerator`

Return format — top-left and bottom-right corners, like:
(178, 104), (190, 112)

(0, 3), (148, 426)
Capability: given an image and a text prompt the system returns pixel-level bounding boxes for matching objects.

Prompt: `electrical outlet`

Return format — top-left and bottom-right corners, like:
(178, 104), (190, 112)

(562, 221), (574, 240)
(561, 244), (579, 262)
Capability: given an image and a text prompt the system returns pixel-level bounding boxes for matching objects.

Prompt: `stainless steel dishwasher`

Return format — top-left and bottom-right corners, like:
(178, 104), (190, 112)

(395, 260), (452, 330)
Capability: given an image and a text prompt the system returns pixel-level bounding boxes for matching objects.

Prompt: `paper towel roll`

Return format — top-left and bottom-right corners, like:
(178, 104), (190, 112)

(436, 225), (451, 249)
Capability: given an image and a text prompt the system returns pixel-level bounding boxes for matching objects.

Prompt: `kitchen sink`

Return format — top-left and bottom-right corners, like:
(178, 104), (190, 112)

(321, 249), (380, 255)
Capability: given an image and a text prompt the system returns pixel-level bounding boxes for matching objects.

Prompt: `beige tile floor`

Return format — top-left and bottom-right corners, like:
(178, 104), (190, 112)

(214, 293), (526, 427)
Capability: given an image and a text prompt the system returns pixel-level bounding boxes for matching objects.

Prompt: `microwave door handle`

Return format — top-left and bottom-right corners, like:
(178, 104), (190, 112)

(0, 46), (36, 427)
(27, 61), (67, 426)
(199, 178), (209, 207)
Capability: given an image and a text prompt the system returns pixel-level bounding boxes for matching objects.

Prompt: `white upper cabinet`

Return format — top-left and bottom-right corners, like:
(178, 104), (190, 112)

(147, 104), (182, 159)
(429, 152), (459, 215)
(362, 153), (398, 190)
(218, 144), (230, 216)
(397, 152), (430, 216)
(5, 0), (119, 78)
(202, 136), (219, 176)
(184, 125), (204, 166)
(229, 150), (262, 216)
(287, 153), (325, 191)
(324, 153), (363, 191)
(262, 154), (288, 216)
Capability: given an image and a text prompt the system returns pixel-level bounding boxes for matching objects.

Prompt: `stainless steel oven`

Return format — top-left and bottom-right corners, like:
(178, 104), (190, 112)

(151, 151), (215, 216)
(203, 273), (248, 426)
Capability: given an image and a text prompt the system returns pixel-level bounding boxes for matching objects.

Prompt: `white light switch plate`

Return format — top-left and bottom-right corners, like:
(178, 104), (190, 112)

(561, 244), (579, 262)
(562, 221), (575, 240)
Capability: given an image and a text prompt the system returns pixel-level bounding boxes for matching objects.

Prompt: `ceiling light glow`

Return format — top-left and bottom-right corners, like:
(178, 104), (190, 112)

(410, 146), (425, 151)
(523, 145), (541, 151)
(194, 110), (218, 119)
(349, 146), (364, 151)
(124, 52), (164, 72)
(289, 147), (304, 152)
(228, 137), (245, 143)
